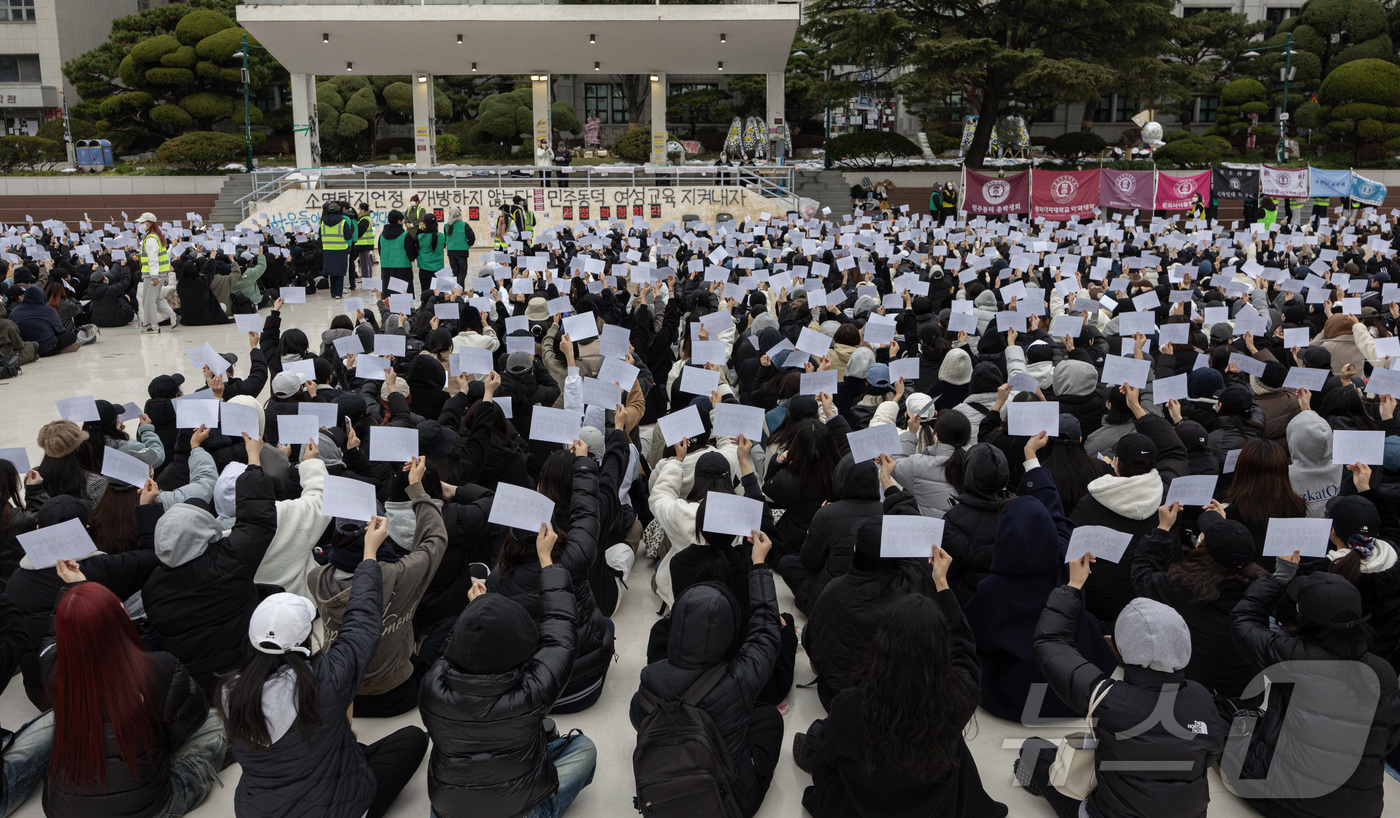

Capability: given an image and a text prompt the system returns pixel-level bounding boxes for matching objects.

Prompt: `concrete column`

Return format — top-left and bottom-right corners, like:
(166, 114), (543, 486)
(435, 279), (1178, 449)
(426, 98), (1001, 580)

(766, 71), (785, 162)
(290, 72), (320, 168)
(650, 72), (667, 165)
(532, 74), (551, 167)
(412, 73), (437, 166)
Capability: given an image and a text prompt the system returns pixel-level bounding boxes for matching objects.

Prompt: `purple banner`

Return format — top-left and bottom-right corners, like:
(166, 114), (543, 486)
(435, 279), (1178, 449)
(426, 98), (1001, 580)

(1098, 169), (1156, 210)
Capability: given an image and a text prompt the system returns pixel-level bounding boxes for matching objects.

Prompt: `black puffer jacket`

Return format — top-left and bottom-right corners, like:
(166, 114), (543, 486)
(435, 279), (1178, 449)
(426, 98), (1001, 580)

(1035, 585), (1226, 818)
(805, 487), (938, 710)
(141, 465), (277, 692)
(420, 563), (576, 818)
(414, 483), (500, 632)
(794, 456), (883, 615)
(87, 268), (136, 327)
(1231, 562), (1400, 818)
(630, 564), (780, 797)
(489, 456), (613, 694)
(231, 560), (385, 818)
(941, 444), (1011, 606)
(42, 648), (207, 818)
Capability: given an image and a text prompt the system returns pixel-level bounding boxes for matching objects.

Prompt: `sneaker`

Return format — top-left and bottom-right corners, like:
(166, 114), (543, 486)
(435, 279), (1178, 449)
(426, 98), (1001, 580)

(792, 732), (812, 774)
(1013, 757), (1042, 796)
(775, 698), (790, 716)
(140, 325), (160, 335)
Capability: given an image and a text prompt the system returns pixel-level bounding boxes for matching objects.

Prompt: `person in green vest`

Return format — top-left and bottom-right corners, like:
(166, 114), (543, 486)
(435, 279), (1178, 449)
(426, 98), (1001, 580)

(928, 186), (943, 219)
(444, 206), (474, 285)
(404, 195), (426, 240)
(353, 201), (375, 294)
(416, 213), (446, 301)
(377, 209), (418, 296)
(1260, 196), (1278, 231)
(320, 201), (356, 299)
(1311, 195), (1329, 227)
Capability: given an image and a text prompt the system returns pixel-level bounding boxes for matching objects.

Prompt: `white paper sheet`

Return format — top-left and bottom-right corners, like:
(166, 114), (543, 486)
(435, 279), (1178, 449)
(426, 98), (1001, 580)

(1282, 367), (1327, 391)
(173, 397), (220, 429)
(658, 405), (705, 446)
(1332, 430), (1385, 465)
(99, 446), (150, 488)
(297, 402), (338, 430)
(487, 483), (556, 532)
(55, 396), (99, 424)
(713, 403), (765, 440)
(368, 426), (420, 463)
(282, 359), (318, 385)
(374, 334), (407, 357)
(333, 334), (364, 358)
(795, 327), (833, 357)
(356, 354), (392, 380)
(451, 346), (494, 376)
(276, 415), (319, 446)
(690, 340), (727, 367)
(701, 491), (763, 538)
(1008, 401), (1060, 436)
(220, 400), (262, 441)
(1100, 355), (1150, 389)
(598, 324), (631, 359)
(1065, 525), (1133, 563)
(889, 357), (920, 383)
(234, 313), (262, 333)
(1164, 475), (1218, 506)
(679, 366), (722, 397)
(320, 475), (377, 522)
(846, 423), (902, 464)
(581, 377), (622, 409)
(529, 406), (583, 445)
(17, 517), (98, 568)
(278, 286), (306, 304)
(1262, 516), (1333, 558)
(562, 312), (599, 341)
(880, 515), (945, 559)
(799, 370), (838, 396)
(0, 448), (30, 473)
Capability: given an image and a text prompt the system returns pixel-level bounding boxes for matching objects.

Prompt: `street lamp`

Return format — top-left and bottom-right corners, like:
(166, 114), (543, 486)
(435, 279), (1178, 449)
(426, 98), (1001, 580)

(1243, 33), (1296, 163)
(232, 33), (266, 174)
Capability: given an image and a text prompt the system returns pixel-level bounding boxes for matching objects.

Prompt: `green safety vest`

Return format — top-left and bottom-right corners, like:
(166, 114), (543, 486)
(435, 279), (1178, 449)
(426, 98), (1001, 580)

(142, 236), (169, 278)
(929, 190), (943, 212)
(445, 221), (472, 251)
(417, 232), (445, 272)
(321, 218), (350, 251)
(380, 231), (411, 268)
(354, 216), (375, 247)
(1313, 197), (1329, 207)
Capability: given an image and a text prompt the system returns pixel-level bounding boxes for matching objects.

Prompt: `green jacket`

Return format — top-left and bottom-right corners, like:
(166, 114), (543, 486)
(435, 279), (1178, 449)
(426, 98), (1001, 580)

(417, 231), (445, 272)
(444, 220), (472, 251)
(232, 254), (267, 301)
(929, 190), (943, 212)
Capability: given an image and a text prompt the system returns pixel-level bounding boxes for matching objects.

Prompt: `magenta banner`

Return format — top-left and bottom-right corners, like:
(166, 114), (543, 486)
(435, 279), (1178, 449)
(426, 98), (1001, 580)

(1098, 169), (1156, 210)
(1154, 171), (1211, 211)
(1031, 169), (1100, 221)
(963, 169), (1030, 216)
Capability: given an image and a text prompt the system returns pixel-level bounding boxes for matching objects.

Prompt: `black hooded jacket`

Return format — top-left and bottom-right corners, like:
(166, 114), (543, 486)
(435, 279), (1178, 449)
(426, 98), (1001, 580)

(630, 565), (780, 796)
(794, 456), (883, 614)
(420, 564), (576, 818)
(941, 443), (1011, 606)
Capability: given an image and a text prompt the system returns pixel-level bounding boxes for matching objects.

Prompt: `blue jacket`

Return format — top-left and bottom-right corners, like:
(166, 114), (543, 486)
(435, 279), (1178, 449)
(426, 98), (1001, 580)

(9, 294), (65, 355)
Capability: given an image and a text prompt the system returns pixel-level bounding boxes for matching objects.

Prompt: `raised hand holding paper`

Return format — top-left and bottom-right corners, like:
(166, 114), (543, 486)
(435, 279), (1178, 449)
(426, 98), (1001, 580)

(1065, 525), (1132, 563)
(880, 516), (944, 559)
(1262, 517), (1332, 558)
(99, 446), (150, 488)
(17, 518), (97, 569)
(713, 403), (764, 440)
(529, 406), (583, 445)
(701, 492), (763, 538)
(658, 405), (705, 446)
(488, 483), (556, 532)
(368, 426), (420, 463)
(320, 475), (377, 522)
(1164, 475), (1218, 506)
(1007, 401), (1059, 436)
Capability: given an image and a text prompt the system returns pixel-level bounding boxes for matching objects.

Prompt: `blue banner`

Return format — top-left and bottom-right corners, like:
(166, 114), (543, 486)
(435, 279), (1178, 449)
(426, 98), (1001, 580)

(1350, 173), (1387, 207)
(1309, 167), (1352, 198)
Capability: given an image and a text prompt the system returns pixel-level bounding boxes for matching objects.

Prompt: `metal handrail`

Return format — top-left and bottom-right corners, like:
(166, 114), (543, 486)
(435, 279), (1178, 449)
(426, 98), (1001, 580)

(237, 163), (799, 219)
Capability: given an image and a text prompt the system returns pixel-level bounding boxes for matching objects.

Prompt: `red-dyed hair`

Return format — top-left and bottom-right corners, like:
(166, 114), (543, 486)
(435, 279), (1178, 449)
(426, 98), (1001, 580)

(45, 281), (64, 310)
(49, 583), (158, 789)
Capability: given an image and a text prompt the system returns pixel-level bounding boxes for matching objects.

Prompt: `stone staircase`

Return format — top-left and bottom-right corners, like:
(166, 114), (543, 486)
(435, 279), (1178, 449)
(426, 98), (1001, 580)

(793, 169), (854, 220)
(207, 174), (254, 227)
(915, 131), (935, 160)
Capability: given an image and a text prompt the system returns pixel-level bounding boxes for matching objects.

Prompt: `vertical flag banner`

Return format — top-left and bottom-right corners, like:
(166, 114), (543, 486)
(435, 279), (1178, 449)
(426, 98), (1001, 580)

(1259, 165), (1309, 198)
(1212, 168), (1259, 200)
(1309, 167), (1352, 198)
(1098, 169), (1156, 210)
(1154, 171), (1211, 211)
(1350, 173), (1387, 207)
(963, 169), (1030, 216)
(1030, 169), (1100, 221)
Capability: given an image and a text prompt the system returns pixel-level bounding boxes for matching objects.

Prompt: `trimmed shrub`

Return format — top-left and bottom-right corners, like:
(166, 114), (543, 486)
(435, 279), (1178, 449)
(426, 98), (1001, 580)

(436, 132), (460, 160)
(1044, 131), (1107, 162)
(0, 136), (64, 171)
(150, 104), (194, 128)
(823, 131), (921, 167)
(175, 9), (236, 46)
(156, 130), (244, 171)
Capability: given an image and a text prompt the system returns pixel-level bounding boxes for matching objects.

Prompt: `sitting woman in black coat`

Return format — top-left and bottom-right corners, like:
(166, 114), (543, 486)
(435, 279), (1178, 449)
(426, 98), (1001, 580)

(173, 259), (229, 326)
(798, 561), (1007, 818)
(420, 522), (598, 818)
(86, 267), (136, 327)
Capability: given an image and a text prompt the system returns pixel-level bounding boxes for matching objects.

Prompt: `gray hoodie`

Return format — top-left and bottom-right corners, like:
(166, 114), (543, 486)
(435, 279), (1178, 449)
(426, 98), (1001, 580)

(154, 503), (224, 568)
(1287, 409), (1342, 518)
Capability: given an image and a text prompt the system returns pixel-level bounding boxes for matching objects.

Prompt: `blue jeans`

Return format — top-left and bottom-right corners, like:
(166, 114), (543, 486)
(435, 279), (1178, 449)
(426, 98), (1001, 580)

(0, 711), (54, 818)
(430, 734), (596, 818)
(158, 710), (227, 818)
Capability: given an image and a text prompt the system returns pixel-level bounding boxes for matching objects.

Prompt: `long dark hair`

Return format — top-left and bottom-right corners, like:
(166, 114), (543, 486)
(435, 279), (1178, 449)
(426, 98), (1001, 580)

(858, 595), (977, 780)
(279, 328), (310, 360)
(785, 418), (839, 502)
(0, 459), (19, 531)
(1319, 386), (1378, 431)
(1291, 614), (1374, 661)
(36, 453), (88, 499)
(497, 451), (573, 577)
(1167, 547), (1266, 603)
(88, 486), (139, 555)
(1039, 439), (1105, 514)
(932, 411), (969, 494)
(1226, 440), (1307, 526)
(218, 647), (320, 748)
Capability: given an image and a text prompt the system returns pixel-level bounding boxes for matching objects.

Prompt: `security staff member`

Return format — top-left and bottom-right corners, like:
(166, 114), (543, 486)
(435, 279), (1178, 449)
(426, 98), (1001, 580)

(353, 202), (375, 293)
(378, 209), (418, 296)
(1312, 195), (1329, 226)
(320, 201), (356, 299)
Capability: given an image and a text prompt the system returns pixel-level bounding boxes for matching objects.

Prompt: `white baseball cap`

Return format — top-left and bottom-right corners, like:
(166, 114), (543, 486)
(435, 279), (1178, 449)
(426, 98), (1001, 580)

(248, 593), (317, 656)
(136, 212), (158, 224)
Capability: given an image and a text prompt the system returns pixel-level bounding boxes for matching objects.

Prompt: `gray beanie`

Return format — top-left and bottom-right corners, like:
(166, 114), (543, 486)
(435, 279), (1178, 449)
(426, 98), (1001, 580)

(1115, 597), (1192, 673)
(938, 348), (973, 386)
(578, 425), (605, 463)
(846, 347), (876, 381)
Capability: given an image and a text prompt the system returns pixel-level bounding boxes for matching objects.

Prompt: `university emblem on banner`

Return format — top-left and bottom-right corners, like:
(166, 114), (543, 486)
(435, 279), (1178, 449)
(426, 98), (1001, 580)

(983, 179), (1011, 204)
(1173, 179), (1196, 197)
(1114, 174), (1136, 194)
(1050, 175), (1080, 203)
(1358, 182), (1379, 198)
(1228, 177), (1241, 191)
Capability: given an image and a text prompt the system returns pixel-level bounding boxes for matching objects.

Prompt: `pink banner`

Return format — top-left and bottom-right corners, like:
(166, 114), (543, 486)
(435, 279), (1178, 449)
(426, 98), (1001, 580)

(1098, 169), (1156, 210)
(1260, 165), (1308, 199)
(1031, 169), (1100, 221)
(1155, 171), (1211, 211)
(963, 169), (1029, 216)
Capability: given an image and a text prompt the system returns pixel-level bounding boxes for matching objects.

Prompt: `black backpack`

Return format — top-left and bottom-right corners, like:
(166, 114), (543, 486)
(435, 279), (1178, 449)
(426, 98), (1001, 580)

(632, 665), (743, 818)
(0, 352), (19, 380)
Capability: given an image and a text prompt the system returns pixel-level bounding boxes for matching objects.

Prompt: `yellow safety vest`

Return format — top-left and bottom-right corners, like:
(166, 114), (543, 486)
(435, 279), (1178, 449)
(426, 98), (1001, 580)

(321, 218), (350, 251)
(1313, 197), (1329, 207)
(354, 216), (375, 247)
(142, 236), (169, 278)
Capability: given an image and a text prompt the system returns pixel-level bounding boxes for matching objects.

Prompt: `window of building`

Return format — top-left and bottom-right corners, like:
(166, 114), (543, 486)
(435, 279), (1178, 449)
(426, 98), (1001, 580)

(2, 0), (33, 23)
(1197, 96), (1219, 123)
(1264, 6), (1299, 36)
(1092, 95), (1113, 123)
(0, 54), (40, 83)
(1181, 6), (1231, 16)
(584, 82), (627, 124)
(1115, 96), (1138, 122)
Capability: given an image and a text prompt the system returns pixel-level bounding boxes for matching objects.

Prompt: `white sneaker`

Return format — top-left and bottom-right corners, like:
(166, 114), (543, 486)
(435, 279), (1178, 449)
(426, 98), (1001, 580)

(605, 543), (636, 584)
(140, 325), (160, 335)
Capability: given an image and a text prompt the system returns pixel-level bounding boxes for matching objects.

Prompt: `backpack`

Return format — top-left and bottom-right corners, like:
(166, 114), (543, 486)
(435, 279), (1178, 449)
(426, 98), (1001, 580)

(632, 665), (743, 818)
(0, 352), (20, 379)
